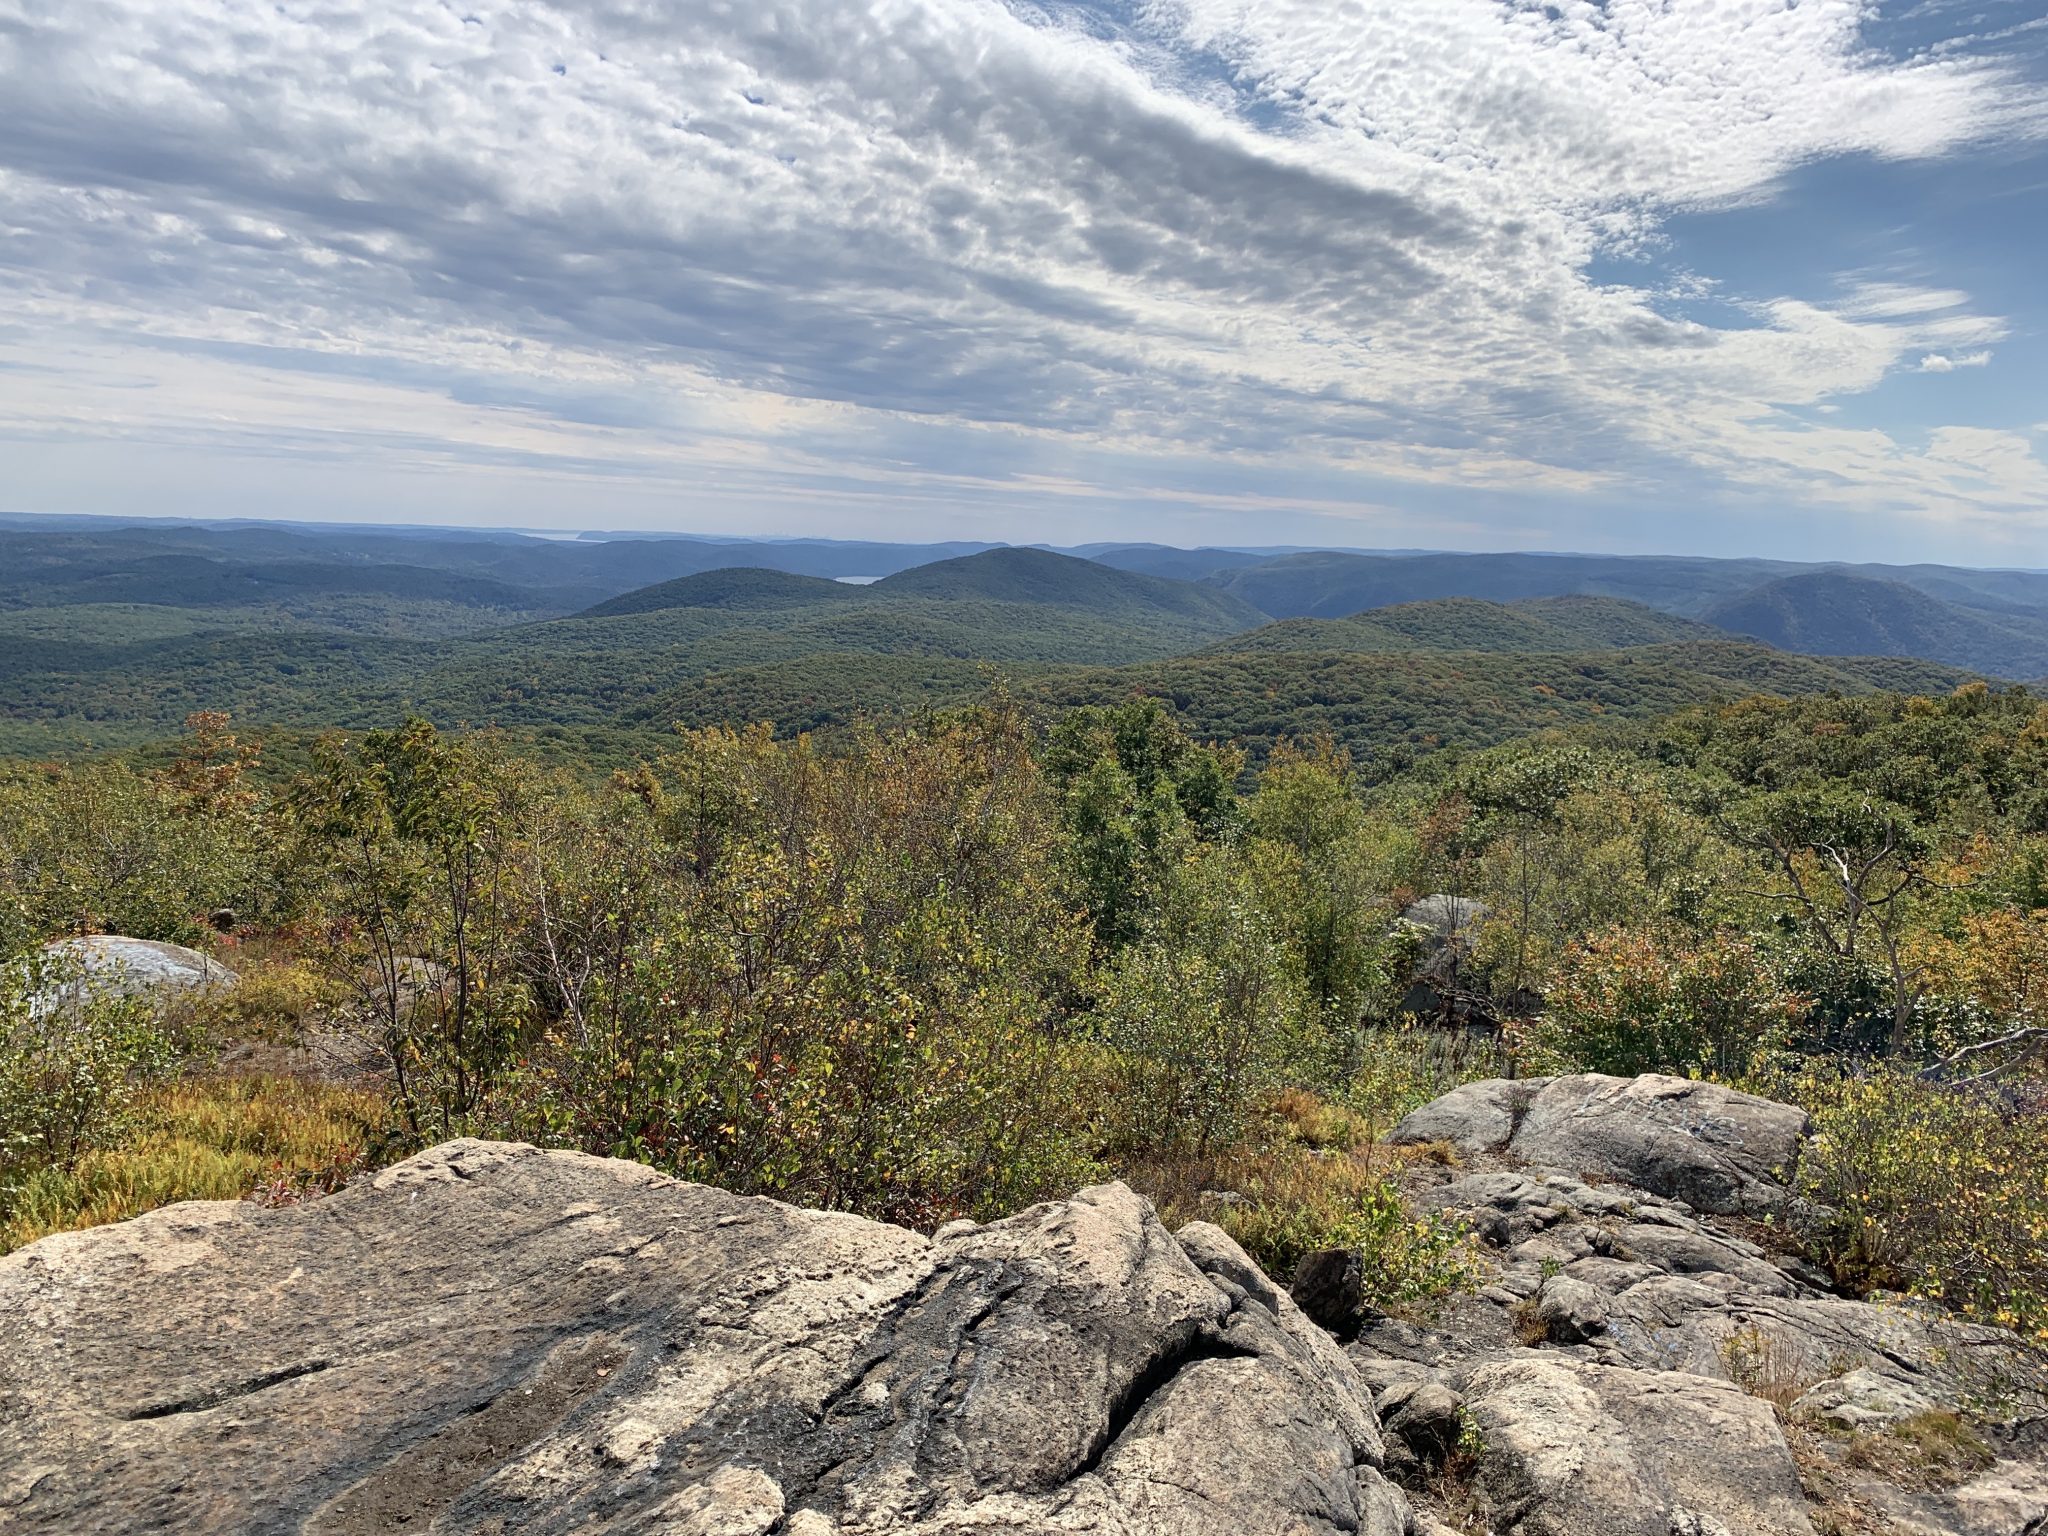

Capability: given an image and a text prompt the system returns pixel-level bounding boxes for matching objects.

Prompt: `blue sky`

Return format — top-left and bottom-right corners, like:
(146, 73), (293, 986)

(2, 0), (2047, 563)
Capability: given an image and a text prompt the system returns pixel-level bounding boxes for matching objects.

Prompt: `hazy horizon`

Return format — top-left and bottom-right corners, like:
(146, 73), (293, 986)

(11, 506), (2048, 576)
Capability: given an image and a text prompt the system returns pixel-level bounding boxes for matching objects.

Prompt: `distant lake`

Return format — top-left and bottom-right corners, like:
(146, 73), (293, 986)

(834, 576), (884, 585)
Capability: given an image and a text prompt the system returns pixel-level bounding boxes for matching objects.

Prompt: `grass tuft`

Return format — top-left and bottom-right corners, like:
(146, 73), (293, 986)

(1, 1073), (388, 1252)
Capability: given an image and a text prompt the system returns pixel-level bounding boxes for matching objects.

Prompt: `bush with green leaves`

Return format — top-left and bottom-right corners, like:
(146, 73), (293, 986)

(1783, 1064), (2048, 1343)
(1514, 925), (1803, 1079)
(290, 719), (543, 1142)
(0, 757), (270, 951)
(506, 705), (1102, 1226)
(0, 951), (174, 1217)
(1096, 840), (1318, 1159)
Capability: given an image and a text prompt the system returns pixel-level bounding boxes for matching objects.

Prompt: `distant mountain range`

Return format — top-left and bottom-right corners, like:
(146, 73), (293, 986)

(0, 515), (2040, 762)
(5, 514), (2038, 677)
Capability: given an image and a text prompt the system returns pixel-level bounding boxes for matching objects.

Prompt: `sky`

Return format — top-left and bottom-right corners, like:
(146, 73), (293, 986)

(3, 1), (2048, 563)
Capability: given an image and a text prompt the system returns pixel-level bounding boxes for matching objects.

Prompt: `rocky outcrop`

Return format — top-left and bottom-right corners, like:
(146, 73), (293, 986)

(1463, 1357), (1817, 1536)
(1390, 1073), (1809, 1216)
(0, 1141), (1413, 1535)
(31, 934), (238, 1010)
(4, 1072), (2043, 1535)
(1368, 1074), (2047, 1536)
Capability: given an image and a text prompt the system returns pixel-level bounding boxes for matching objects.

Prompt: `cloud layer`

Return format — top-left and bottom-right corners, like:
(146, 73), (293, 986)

(1, 0), (2045, 548)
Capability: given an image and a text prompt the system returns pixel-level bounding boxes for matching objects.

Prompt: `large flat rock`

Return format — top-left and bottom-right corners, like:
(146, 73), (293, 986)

(0, 1140), (1408, 1535)
(1392, 1073), (1808, 1216)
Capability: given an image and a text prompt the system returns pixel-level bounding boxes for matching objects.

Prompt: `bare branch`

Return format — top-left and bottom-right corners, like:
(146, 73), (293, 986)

(1918, 1026), (2048, 1081)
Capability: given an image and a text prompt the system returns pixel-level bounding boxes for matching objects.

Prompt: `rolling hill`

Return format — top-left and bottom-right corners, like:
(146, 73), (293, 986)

(578, 568), (865, 618)
(873, 547), (1269, 630)
(637, 641), (1981, 779)
(0, 515), (2030, 770)
(0, 550), (1270, 751)
(1701, 571), (2048, 679)
(1206, 596), (1718, 656)
(1208, 551), (1799, 620)
(1203, 550), (2048, 679)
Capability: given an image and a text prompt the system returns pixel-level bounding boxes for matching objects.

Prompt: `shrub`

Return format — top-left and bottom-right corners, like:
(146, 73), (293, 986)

(1516, 926), (1803, 1079)
(190, 955), (340, 1046)
(1130, 1136), (1480, 1318)
(0, 739), (274, 950)
(0, 952), (174, 1215)
(1786, 1065), (2048, 1342)
(1097, 842), (1317, 1159)
(1344, 1024), (1504, 1140)
(505, 706), (1102, 1226)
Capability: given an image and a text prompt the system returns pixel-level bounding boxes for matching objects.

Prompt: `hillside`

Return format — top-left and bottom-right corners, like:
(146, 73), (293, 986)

(630, 640), (1977, 778)
(1210, 550), (1796, 620)
(577, 567), (865, 618)
(0, 583), (1257, 750)
(1702, 570), (2048, 678)
(1207, 596), (1717, 655)
(1080, 544), (1274, 581)
(1208, 550), (2048, 678)
(876, 547), (1268, 630)
(0, 518), (2031, 771)
(1028, 642), (1978, 775)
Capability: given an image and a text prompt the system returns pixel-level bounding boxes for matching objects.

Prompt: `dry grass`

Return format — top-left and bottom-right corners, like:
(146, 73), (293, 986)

(1788, 1408), (1995, 1535)
(1, 1072), (388, 1252)
(1720, 1323), (1831, 1415)
(1271, 1085), (1374, 1152)
(1842, 1410), (1994, 1491)
(1120, 1090), (1482, 1314)
(1508, 1297), (1550, 1347)
(1408, 1410), (1493, 1535)
(1785, 1422), (1896, 1536)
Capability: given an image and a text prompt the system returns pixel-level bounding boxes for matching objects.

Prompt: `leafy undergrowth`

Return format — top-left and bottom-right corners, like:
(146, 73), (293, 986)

(1124, 1088), (1483, 1317)
(0, 1073), (388, 1253)
(1764, 1065), (2048, 1344)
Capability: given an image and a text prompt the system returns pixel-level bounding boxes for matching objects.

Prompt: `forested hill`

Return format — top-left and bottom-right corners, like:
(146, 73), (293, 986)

(0, 515), (2034, 766)
(578, 567), (864, 618)
(1207, 549), (1799, 619)
(1194, 549), (2048, 678)
(872, 546), (1271, 629)
(1702, 570), (2048, 680)
(1205, 596), (1717, 655)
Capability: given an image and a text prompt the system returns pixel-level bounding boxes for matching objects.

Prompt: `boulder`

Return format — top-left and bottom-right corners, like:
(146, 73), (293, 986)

(1463, 1356), (1817, 1536)
(0, 1140), (1411, 1535)
(1401, 895), (1489, 947)
(30, 934), (237, 1011)
(1291, 1245), (1371, 1338)
(1533, 1276), (1610, 1344)
(1377, 1375), (1466, 1476)
(1378, 1079), (2048, 1536)
(1393, 1073), (1809, 1216)
(1791, 1367), (1937, 1431)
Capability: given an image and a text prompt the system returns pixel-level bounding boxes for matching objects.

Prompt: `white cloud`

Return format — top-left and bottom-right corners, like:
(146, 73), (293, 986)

(1918, 350), (1994, 372)
(0, 0), (2043, 542)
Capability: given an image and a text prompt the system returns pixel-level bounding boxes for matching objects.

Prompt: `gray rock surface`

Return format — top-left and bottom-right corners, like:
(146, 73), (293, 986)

(0, 1140), (1413, 1535)
(7, 1073), (2045, 1536)
(1791, 1366), (1937, 1430)
(30, 934), (238, 1011)
(1464, 1355), (1818, 1536)
(1392, 1072), (1809, 1216)
(1373, 1075), (2048, 1536)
